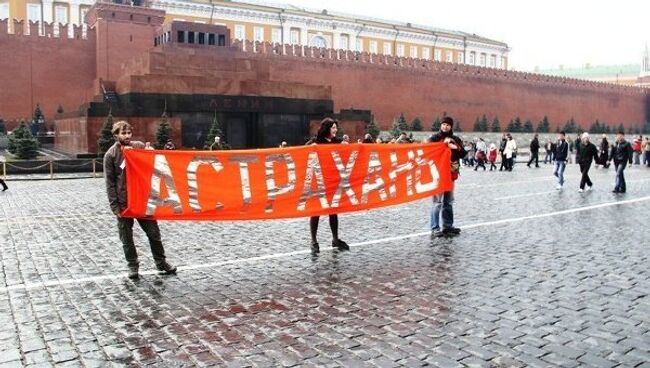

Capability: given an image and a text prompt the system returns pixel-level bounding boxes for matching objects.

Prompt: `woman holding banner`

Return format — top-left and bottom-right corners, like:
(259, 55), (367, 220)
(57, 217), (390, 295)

(309, 118), (350, 254)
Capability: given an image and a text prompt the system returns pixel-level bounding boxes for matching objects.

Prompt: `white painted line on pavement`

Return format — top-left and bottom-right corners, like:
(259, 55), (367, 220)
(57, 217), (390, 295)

(1, 194), (649, 293)
(492, 178), (650, 201)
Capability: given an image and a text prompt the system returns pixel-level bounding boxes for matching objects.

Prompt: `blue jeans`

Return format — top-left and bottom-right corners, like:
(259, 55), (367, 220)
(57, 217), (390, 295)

(431, 191), (454, 230)
(553, 160), (567, 186)
(614, 161), (627, 192)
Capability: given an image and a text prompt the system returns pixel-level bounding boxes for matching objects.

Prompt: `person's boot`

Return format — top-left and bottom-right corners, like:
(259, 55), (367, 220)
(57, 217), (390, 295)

(332, 239), (350, 251)
(156, 261), (177, 275)
(127, 264), (139, 279)
(311, 241), (320, 254)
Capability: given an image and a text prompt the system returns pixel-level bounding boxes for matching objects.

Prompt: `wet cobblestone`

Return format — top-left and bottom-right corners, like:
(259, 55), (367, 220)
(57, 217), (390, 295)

(1, 164), (649, 366)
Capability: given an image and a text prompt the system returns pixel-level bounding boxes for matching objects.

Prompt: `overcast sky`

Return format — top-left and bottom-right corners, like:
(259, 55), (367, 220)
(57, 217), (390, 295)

(280, 0), (648, 71)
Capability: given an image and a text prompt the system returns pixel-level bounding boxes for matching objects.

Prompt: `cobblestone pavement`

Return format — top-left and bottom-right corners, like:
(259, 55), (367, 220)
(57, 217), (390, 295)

(1, 163), (649, 367)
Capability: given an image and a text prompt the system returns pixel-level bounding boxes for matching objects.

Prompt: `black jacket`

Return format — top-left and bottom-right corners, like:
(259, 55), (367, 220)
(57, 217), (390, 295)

(610, 140), (633, 164)
(576, 142), (598, 164)
(428, 132), (465, 162)
(554, 140), (569, 161)
(530, 138), (540, 153)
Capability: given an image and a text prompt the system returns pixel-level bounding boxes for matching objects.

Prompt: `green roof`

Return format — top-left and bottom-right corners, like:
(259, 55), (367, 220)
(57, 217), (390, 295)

(537, 64), (640, 79)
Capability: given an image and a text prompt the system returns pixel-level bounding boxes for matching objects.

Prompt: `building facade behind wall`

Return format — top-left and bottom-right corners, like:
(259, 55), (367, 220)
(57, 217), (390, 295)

(0, 0), (510, 69)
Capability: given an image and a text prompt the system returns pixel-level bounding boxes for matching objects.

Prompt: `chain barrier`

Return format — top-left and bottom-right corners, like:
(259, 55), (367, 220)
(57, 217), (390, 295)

(2, 160), (101, 179)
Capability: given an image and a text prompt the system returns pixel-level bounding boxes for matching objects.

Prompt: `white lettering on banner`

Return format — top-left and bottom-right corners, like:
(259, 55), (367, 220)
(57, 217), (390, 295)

(414, 149), (441, 193)
(297, 151), (330, 211)
(146, 154), (183, 216)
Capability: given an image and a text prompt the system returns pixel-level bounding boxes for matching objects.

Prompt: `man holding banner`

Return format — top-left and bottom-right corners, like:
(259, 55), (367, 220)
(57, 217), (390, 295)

(104, 121), (177, 279)
(428, 117), (465, 238)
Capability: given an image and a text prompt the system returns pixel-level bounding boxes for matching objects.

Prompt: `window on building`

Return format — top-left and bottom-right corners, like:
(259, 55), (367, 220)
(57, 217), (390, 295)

(310, 35), (327, 48)
(177, 30), (185, 43)
(0, 3), (8, 21)
(434, 49), (441, 61)
(469, 51), (476, 65)
(27, 3), (41, 22)
(253, 26), (264, 42)
(290, 29), (300, 44)
(234, 24), (245, 40)
(458, 52), (464, 63)
(340, 34), (349, 50)
(422, 47), (430, 60)
(218, 34), (226, 46)
(55, 6), (67, 24)
(188, 31), (195, 44)
(208, 33), (215, 45)
(490, 54), (497, 67)
(198, 32), (205, 44)
(383, 42), (392, 55)
(410, 46), (417, 58)
(369, 40), (378, 54)
(501, 57), (507, 69)
(80, 7), (89, 24)
(271, 28), (281, 43)
(396, 44), (404, 57)
(480, 53), (486, 66)
(445, 51), (453, 62)
(356, 38), (363, 52)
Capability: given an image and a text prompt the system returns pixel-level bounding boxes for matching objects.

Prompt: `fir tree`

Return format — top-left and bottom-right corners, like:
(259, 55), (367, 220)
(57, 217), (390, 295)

(365, 118), (380, 138)
(536, 116), (550, 133)
(396, 113), (409, 131)
(431, 117), (442, 132)
(389, 120), (402, 138)
(506, 119), (516, 132)
(155, 110), (172, 149)
(97, 111), (115, 156)
(589, 120), (602, 133)
(0, 117), (6, 135)
(56, 104), (64, 114)
(523, 119), (534, 133)
(454, 121), (463, 132)
(563, 117), (578, 133)
(513, 117), (523, 132)
(410, 117), (423, 131)
(491, 116), (501, 132)
(8, 120), (39, 159)
(644, 120), (650, 134)
(203, 111), (224, 149)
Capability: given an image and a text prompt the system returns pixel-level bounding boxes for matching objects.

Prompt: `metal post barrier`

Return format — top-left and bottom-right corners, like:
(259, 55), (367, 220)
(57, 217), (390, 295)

(50, 161), (54, 179)
(92, 159), (96, 178)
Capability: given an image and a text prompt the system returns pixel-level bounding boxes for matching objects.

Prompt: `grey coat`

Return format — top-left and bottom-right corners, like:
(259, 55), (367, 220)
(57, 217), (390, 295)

(103, 141), (144, 215)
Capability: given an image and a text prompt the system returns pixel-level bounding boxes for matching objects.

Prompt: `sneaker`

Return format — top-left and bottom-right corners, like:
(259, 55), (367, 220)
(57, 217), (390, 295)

(578, 188), (584, 193)
(442, 227), (461, 236)
(311, 241), (320, 254)
(127, 265), (139, 279)
(556, 184), (563, 190)
(431, 229), (445, 238)
(586, 186), (592, 191)
(332, 239), (350, 251)
(156, 261), (177, 275)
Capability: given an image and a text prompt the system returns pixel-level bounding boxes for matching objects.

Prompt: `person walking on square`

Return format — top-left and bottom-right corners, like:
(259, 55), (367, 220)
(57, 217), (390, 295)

(527, 133), (540, 168)
(487, 144), (498, 171)
(631, 136), (642, 165)
(474, 137), (487, 171)
(498, 134), (508, 171)
(104, 120), (177, 279)
(543, 139), (553, 164)
(0, 178), (7, 191)
(308, 118), (349, 254)
(609, 131), (633, 193)
(429, 116), (465, 238)
(553, 132), (569, 190)
(643, 137), (650, 167)
(503, 133), (517, 171)
(599, 135), (610, 168)
(576, 133), (598, 192)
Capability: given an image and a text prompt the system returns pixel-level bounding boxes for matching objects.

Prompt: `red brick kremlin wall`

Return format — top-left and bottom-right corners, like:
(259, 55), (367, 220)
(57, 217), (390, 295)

(0, 20), (96, 129)
(231, 41), (648, 131)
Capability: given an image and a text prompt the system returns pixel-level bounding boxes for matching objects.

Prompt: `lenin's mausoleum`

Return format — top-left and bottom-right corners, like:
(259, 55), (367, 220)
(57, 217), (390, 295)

(0, 1), (648, 155)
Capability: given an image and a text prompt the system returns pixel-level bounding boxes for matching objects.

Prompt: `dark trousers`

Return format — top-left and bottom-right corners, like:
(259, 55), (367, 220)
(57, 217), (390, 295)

(474, 159), (486, 170)
(505, 158), (514, 171)
(489, 161), (497, 170)
(579, 162), (593, 189)
(499, 153), (507, 170)
(527, 151), (539, 167)
(0, 179), (7, 191)
(310, 215), (339, 243)
(614, 161), (627, 192)
(117, 217), (166, 266)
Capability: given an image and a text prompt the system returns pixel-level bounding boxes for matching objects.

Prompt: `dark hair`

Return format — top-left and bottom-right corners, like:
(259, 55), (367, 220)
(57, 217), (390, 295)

(441, 116), (454, 127)
(112, 120), (132, 135)
(559, 131), (566, 135)
(316, 118), (339, 141)
(617, 131), (625, 135)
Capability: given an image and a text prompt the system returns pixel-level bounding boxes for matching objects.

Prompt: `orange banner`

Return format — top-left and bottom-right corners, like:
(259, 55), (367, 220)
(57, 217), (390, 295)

(122, 143), (452, 220)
